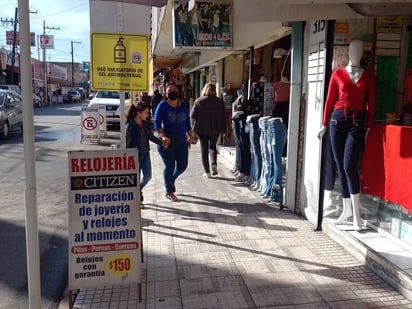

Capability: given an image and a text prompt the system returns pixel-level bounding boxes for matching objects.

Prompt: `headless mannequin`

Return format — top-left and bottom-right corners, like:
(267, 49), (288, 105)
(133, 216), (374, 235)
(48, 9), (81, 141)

(318, 40), (373, 231)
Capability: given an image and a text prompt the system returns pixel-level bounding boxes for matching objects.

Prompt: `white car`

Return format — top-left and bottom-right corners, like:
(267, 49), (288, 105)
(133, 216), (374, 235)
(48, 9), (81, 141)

(88, 91), (132, 126)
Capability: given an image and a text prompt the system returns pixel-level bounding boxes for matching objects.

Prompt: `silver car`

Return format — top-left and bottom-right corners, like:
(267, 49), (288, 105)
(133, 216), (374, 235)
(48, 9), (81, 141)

(0, 89), (23, 138)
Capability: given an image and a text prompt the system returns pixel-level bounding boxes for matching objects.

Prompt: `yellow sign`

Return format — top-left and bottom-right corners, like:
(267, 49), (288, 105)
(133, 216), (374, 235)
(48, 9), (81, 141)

(376, 17), (404, 33)
(91, 32), (149, 91)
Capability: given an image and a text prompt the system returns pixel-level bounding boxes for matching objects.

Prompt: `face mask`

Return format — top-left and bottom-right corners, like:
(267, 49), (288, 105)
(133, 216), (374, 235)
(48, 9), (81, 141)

(167, 91), (179, 100)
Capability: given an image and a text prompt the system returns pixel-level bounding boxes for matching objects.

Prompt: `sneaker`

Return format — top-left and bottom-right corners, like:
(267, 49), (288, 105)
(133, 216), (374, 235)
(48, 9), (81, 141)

(211, 164), (218, 176)
(203, 172), (211, 178)
(166, 192), (178, 201)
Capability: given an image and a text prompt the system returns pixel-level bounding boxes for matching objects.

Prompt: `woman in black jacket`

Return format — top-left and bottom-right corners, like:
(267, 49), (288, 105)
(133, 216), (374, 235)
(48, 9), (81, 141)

(126, 101), (166, 203)
(190, 83), (227, 178)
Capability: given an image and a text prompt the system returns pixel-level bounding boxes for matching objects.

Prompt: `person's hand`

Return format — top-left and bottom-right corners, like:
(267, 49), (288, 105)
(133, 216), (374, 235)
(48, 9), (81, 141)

(318, 126), (327, 139)
(161, 136), (170, 148)
(365, 127), (371, 144)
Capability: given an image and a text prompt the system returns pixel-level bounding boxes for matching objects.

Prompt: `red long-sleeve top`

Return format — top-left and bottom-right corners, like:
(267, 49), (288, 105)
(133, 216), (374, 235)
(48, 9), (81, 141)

(322, 68), (376, 128)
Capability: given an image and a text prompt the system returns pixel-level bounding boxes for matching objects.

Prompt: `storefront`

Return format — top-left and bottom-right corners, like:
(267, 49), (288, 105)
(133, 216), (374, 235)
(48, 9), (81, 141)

(303, 16), (412, 244)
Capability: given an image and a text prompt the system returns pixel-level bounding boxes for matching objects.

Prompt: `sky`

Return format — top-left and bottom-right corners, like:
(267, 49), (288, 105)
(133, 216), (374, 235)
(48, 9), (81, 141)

(0, 0), (91, 64)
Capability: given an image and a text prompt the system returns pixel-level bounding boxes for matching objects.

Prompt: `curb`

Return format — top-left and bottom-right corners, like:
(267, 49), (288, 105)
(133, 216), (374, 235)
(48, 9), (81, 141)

(323, 219), (412, 302)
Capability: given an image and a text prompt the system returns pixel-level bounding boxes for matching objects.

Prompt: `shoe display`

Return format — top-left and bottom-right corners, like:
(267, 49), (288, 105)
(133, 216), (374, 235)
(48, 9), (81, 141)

(211, 164), (218, 176)
(203, 172), (211, 178)
(166, 192), (178, 201)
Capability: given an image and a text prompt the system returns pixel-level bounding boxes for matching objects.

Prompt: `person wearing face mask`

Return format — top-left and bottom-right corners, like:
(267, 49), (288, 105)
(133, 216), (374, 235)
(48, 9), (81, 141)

(153, 82), (195, 201)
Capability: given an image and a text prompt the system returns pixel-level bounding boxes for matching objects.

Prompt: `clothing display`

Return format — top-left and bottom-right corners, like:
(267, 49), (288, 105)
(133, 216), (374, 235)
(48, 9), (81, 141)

(267, 117), (287, 205)
(250, 82), (274, 116)
(320, 40), (376, 230)
(232, 111), (251, 176)
(323, 68), (376, 128)
(246, 114), (262, 186)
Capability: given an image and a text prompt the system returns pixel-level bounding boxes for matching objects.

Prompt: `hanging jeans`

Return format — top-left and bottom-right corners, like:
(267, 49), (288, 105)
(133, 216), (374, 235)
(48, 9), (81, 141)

(232, 114), (243, 173)
(328, 109), (366, 198)
(267, 118), (287, 203)
(239, 116), (251, 176)
(247, 114), (262, 184)
(258, 117), (271, 194)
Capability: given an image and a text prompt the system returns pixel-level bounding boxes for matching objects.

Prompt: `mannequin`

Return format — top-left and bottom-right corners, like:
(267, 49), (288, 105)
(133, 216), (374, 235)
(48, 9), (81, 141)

(318, 40), (376, 231)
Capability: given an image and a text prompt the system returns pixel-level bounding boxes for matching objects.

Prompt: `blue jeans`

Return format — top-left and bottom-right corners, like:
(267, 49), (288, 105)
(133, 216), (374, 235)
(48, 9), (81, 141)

(232, 117), (242, 172)
(258, 117), (271, 194)
(139, 151), (152, 189)
(324, 130), (337, 191)
(232, 115), (251, 175)
(239, 117), (251, 175)
(157, 140), (189, 193)
(247, 115), (262, 183)
(267, 118), (287, 202)
(328, 109), (366, 198)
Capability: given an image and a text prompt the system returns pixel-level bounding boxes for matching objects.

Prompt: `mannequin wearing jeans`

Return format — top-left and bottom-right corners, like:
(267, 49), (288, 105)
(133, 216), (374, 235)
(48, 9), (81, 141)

(318, 40), (376, 231)
(246, 114), (262, 186)
(268, 117), (287, 205)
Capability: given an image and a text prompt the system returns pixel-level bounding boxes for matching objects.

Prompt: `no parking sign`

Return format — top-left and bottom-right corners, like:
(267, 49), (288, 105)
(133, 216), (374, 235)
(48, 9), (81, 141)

(81, 107), (100, 143)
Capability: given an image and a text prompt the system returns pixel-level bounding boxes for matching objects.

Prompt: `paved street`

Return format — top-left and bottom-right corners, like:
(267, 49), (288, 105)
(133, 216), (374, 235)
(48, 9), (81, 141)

(64, 140), (412, 308)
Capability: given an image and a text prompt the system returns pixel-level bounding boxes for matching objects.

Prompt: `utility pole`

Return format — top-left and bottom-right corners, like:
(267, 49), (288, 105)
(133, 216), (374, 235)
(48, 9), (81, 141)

(0, 10), (18, 85)
(71, 40), (81, 88)
(10, 7), (18, 85)
(42, 20), (59, 105)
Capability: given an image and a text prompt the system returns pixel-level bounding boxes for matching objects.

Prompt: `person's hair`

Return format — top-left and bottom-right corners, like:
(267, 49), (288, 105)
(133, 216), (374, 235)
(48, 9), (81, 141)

(201, 82), (217, 96)
(126, 101), (149, 123)
(165, 81), (178, 89)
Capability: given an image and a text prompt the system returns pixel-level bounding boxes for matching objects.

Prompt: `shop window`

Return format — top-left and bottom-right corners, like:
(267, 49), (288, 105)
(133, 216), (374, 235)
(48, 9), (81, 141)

(375, 56), (398, 121)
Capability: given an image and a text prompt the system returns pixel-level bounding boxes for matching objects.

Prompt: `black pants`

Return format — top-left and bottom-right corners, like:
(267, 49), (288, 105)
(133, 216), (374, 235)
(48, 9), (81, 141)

(329, 109), (366, 198)
(198, 133), (219, 173)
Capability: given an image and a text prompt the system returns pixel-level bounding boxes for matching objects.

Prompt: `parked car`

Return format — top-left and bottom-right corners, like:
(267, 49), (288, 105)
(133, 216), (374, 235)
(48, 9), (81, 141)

(88, 91), (97, 101)
(88, 91), (132, 126)
(62, 93), (72, 103)
(0, 89), (23, 138)
(67, 90), (81, 102)
(0, 84), (21, 94)
(32, 93), (42, 107)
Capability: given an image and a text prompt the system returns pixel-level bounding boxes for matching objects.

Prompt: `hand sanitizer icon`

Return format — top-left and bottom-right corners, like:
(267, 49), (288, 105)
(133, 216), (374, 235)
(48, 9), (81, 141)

(114, 37), (126, 63)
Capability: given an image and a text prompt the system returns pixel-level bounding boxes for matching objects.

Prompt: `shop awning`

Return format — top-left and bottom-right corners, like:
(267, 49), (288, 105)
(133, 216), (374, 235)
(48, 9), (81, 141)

(90, 0), (192, 8)
(234, 0), (412, 22)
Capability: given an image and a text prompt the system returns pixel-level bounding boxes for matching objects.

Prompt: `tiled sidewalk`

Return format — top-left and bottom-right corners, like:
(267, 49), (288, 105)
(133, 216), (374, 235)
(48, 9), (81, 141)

(66, 144), (412, 308)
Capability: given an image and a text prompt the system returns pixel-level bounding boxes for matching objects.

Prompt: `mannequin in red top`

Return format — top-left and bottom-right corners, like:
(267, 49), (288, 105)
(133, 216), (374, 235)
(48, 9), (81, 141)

(318, 40), (376, 231)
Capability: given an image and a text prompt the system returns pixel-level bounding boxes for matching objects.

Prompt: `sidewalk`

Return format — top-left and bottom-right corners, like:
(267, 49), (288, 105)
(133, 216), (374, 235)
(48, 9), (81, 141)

(62, 142), (412, 308)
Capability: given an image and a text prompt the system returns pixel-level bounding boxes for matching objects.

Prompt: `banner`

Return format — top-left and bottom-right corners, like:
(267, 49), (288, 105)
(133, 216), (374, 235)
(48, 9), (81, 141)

(39, 35), (55, 49)
(91, 32), (149, 91)
(6, 31), (36, 46)
(68, 149), (141, 289)
(173, 1), (232, 49)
